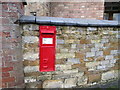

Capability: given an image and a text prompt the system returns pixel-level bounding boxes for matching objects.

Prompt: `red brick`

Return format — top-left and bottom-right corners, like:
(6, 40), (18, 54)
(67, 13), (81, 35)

(2, 72), (10, 77)
(2, 77), (15, 83)
(2, 83), (7, 88)
(2, 67), (13, 72)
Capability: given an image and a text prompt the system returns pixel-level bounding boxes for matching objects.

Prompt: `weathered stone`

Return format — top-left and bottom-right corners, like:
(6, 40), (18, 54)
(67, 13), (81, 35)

(24, 66), (39, 73)
(65, 39), (75, 43)
(71, 44), (77, 48)
(91, 48), (99, 52)
(64, 78), (77, 88)
(88, 73), (101, 83)
(63, 69), (79, 74)
(23, 52), (39, 60)
(56, 65), (72, 71)
(56, 59), (66, 64)
(96, 65), (106, 70)
(103, 49), (111, 55)
(86, 52), (95, 57)
(57, 39), (65, 44)
(42, 80), (63, 88)
(96, 51), (103, 56)
(24, 76), (37, 83)
(60, 48), (68, 53)
(101, 70), (118, 81)
(105, 55), (114, 60)
(66, 58), (80, 64)
(25, 72), (41, 77)
(75, 53), (85, 59)
(111, 50), (118, 55)
(23, 24), (39, 31)
(56, 53), (75, 59)
(26, 81), (42, 88)
(87, 27), (97, 31)
(77, 76), (88, 86)
(80, 39), (91, 44)
(22, 36), (39, 43)
(37, 75), (52, 81)
(95, 43), (103, 48)
(23, 60), (39, 66)
(100, 60), (109, 65)
(86, 61), (100, 68)
(53, 74), (71, 79)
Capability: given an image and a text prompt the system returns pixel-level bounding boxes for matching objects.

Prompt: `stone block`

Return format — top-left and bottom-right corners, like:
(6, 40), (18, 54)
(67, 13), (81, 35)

(22, 36), (39, 43)
(96, 51), (103, 56)
(80, 39), (91, 44)
(56, 65), (72, 71)
(23, 60), (39, 66)
(63, 69), (79, 74)
(86, 52), (95, 57)
(24, 76), (37, 83)
(71, 44), (77, 48)
(37, 75), (52, 81)
(86, 61), (100, 68)
(26, 81), (42, 88)
(95, 43), (103, 48)
(88, 73), (101, 83)
(101, 70), (118, 81)
(24, 66), (39, 73)
(65, 39), (75, 44)
(103, 49), (111, 55)
(66, 58), (80, 64)
(96, 65), (106, 70)
(60, 48), (68, 53)
(42, 80), (63, 88)
(87, 27), (97, 31)
(57, 39), (64, 44)
(23, 52), (39, 60)
(23, 24), (39, 31)
(56, 53), (75, 59)
(53, 74), (71, 79)
(91, 48), (99, 52)
(105, 55), (114, 60)
(100, 60), (109, 65)
(75, 53), (85, 59)
(111, 50), (118, 55)
(64, 78), (77, 88)
(77, 76), (88, 86)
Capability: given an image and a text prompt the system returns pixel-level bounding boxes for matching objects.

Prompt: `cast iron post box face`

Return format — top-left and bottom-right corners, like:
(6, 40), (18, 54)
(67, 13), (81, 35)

(39, 26), (56, 72)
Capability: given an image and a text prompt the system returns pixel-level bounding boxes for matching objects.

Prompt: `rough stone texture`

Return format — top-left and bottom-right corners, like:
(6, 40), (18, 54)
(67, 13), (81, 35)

(64, 78), (77, 88)
(22, 24), (119, 88)
(88, 73), (101, 83)
(101, 70), (119, 81)
(42, 80), (63, 88)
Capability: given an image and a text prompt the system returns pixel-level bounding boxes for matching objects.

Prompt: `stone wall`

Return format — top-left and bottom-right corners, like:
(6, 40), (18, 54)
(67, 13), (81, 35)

(22, 24), (119, 88)
(1, 2), (25, 88)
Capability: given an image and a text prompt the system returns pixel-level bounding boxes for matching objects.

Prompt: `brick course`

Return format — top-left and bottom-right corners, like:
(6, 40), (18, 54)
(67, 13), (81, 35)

(1, 2), (25, 88)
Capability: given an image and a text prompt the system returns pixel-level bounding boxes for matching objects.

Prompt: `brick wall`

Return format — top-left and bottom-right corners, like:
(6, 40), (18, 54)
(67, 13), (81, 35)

(24, 1), (104, 20)
(50, 2), (104, 19)
(22, 24), (119, 88)
(1, 2), (25, 88)
(25, 2), (50, 16)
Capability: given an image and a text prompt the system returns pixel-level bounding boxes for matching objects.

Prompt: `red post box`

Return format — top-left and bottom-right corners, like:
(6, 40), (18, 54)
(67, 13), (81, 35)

(39, 26), (56, 72)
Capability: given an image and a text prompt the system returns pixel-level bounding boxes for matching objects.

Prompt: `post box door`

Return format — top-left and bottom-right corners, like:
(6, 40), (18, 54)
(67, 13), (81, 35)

(39, 26), (56, 72)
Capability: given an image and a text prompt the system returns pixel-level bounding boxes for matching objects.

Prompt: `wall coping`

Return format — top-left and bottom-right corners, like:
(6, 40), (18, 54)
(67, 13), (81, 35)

(18, 15), (120, 27)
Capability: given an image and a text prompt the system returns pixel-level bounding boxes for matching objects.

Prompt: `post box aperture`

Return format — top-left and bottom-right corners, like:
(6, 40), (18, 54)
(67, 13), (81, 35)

(39, 26), (56, 72)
